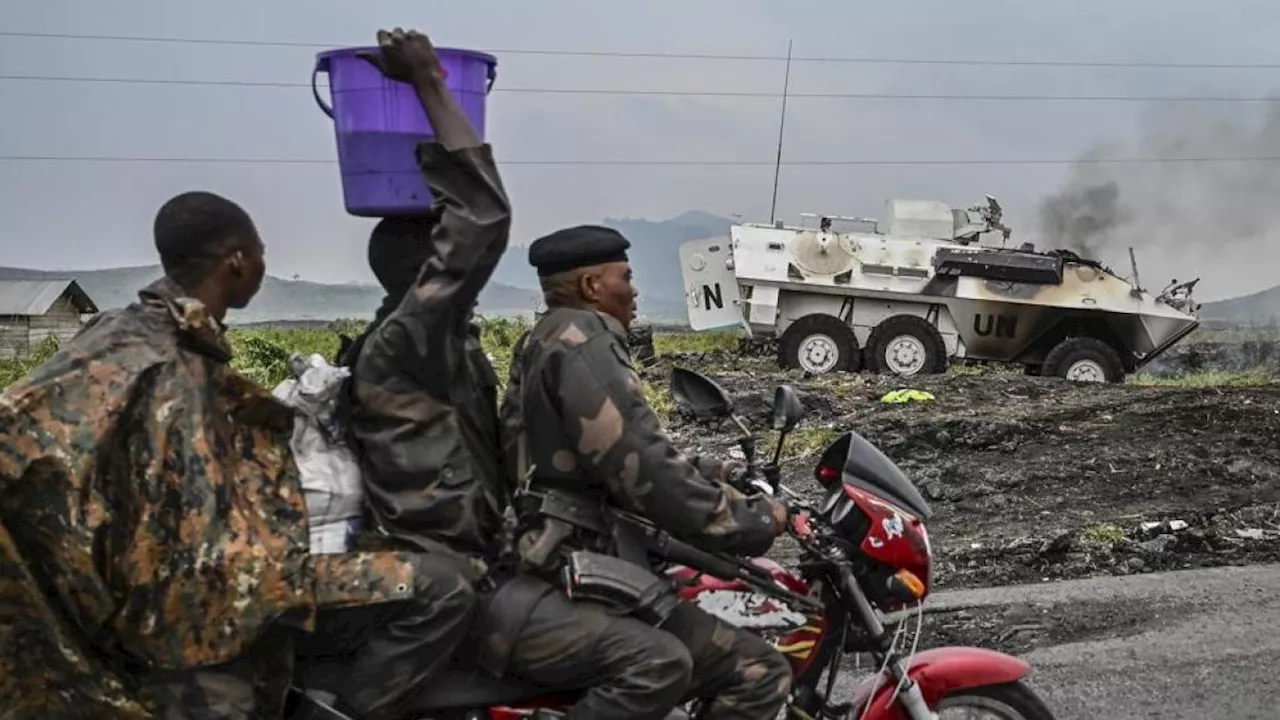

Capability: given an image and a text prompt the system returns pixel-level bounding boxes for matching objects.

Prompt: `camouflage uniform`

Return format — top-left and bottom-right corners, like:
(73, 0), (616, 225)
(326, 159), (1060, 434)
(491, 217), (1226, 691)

(490, 307), (792, 720)
(346, 142), (511, 558)
(0, 278), (420, 719)
(329, 142), (513, 718)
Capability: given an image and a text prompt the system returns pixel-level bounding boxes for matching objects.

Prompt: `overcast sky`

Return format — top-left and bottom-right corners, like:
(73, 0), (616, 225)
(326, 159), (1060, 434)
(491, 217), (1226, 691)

(4, 0), (1280, 301)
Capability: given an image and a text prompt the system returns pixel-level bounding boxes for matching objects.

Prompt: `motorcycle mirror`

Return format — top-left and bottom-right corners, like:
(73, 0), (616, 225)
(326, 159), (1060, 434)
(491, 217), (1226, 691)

(669, 367), (735, 420)
(771, 385), (804, 433)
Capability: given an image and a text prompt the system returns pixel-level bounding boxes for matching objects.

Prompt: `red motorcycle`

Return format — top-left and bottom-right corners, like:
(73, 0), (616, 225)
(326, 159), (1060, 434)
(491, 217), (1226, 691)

(292, 368), (1055, 720)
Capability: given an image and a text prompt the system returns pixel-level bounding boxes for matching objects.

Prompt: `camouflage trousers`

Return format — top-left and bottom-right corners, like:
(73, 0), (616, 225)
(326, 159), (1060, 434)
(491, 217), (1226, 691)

(303, 548), (480, 720)
(483, 577), (792, 720)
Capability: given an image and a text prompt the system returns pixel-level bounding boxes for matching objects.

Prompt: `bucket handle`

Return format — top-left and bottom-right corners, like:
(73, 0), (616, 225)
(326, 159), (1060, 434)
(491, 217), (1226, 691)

(313, 52), (496, 110)
(312, 56), (334, 119)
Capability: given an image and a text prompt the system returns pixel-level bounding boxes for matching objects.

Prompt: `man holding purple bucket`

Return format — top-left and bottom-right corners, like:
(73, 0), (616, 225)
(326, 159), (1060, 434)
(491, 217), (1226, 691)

(299, 28), (515, 720)
(306, 26), (786, 720)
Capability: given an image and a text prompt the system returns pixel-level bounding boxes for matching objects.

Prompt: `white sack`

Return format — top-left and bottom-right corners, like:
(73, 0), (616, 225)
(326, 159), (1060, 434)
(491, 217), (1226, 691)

(272, 353), (365, 554)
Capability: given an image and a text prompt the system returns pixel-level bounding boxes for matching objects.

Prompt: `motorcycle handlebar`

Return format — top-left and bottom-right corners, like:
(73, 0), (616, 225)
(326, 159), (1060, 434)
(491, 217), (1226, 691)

(730, 457), (813, 508)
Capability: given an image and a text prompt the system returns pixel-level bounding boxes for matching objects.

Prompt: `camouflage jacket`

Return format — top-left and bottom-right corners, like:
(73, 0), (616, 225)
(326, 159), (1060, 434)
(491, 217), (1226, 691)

(500, 307), (780, 559)
(0, 278), (419, 715)
(347, 142), (512, 559)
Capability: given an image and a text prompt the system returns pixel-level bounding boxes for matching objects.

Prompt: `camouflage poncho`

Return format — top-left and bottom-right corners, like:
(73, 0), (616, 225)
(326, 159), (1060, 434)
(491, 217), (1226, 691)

(0, 278), (419, 716)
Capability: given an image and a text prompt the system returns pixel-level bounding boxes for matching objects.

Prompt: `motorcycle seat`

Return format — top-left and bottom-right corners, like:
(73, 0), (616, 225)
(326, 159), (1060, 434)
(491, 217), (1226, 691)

(296, 659), (581, 710)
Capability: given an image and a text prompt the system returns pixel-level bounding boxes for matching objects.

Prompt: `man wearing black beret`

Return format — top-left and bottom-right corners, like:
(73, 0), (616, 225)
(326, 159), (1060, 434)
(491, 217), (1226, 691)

(484, 224), (793, 719)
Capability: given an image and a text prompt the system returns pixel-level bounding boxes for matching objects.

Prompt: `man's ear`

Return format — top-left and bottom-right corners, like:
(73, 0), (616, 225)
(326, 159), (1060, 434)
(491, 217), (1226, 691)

(226, 250), (245, 277)
(577, 269), (599, 303)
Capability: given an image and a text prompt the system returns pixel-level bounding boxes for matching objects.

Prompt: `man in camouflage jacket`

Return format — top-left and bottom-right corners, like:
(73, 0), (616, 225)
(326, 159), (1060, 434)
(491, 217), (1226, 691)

(488, 225), (794, 720)
(344, 28), (510, 562)
(534, 307), (656, 367)
(0, 191), (420, 719)
(329, 27), (515, 720)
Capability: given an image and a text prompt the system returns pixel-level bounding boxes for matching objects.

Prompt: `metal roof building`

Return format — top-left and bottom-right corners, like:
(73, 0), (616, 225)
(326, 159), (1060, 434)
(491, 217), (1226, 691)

(0, 279), (99, 358)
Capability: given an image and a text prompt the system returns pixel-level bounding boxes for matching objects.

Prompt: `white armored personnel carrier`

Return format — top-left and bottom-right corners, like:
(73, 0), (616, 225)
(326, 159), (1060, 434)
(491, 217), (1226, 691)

(679, 196), (1200, 382)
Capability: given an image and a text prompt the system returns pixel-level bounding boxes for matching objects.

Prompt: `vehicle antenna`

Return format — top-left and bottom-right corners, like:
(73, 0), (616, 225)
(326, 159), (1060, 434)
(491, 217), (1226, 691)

(769, 39), (793, 225)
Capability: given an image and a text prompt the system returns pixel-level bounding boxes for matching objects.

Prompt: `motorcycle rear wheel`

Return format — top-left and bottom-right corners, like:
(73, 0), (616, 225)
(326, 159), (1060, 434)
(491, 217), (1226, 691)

(935, 681), (1056, 719)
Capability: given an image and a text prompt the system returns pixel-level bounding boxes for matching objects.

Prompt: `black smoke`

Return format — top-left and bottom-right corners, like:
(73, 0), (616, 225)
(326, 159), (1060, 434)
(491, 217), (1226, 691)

(1038, 180), (1130, 259)
(1036, 102), (1280, 264)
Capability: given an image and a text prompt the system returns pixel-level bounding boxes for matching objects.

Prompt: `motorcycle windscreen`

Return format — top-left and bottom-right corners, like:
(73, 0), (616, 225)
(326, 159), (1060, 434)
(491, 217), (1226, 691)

(841, 431), (933, 520)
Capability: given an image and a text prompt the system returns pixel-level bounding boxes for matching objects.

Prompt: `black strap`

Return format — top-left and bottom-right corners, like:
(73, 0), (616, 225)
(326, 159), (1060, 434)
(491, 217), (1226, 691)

(611, 515), (654, 568)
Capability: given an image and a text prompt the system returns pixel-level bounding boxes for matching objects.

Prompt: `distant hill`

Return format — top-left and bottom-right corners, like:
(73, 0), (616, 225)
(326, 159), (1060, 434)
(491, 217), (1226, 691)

(0, 210), (735, 325)
(1200, 285), (1280, 326)
(491, 210), (734, 322)
(0, 265), (541, 325)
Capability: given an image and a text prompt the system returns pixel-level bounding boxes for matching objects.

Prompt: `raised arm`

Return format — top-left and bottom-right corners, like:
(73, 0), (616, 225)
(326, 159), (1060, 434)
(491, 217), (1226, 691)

(555, 332), (786, 557)
(363, 28), (481, 152)
(358, 29), (512, 394)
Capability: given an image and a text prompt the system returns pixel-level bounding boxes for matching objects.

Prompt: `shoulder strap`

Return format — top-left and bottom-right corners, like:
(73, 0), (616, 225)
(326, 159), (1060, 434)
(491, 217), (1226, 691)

(331, 372), (359, 450)
(510, 330), (535, 491)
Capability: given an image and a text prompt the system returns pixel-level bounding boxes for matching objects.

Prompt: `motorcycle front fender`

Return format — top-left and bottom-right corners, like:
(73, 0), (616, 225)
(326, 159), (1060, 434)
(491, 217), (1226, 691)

(849, 646), (1031, 719)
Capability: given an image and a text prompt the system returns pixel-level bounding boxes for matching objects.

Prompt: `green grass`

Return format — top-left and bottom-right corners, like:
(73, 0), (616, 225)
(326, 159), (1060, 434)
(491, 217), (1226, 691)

(1187, 327), (1280, 344)
(760, 425), (839, 462)
(6, 320), (1278, 395)
(946, 361), (1021, 377)
(0, 318), (715, 395)
(643, 381), (675, 421)
(1129, 367), (1280, 388)
(653, 330), (741, 356)
(229, 327), (345, 387)
(813, 374), (865, 399)
(1080, 523), (1126, 546)
(0, 335), (60, 388)
(226, 317), (542, 389)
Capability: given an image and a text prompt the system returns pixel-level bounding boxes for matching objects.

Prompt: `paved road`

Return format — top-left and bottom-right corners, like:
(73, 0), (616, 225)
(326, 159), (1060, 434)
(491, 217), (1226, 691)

(876, 563), (1280, 719)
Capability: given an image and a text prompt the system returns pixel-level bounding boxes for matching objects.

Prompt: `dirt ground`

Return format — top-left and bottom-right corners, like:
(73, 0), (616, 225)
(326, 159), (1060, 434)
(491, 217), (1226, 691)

(646, 352), (1280, 592)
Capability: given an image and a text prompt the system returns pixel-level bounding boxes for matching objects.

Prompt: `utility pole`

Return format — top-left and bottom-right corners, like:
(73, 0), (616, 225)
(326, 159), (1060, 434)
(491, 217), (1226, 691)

(769, 39), (793, 225)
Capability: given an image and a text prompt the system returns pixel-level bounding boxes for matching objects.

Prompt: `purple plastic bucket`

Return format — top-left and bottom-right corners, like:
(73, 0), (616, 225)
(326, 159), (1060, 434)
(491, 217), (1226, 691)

(312, 46), (498, 217)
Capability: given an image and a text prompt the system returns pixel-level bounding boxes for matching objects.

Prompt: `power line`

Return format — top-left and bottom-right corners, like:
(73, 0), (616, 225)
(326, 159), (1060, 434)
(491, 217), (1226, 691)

(4, 74), (1280, 103)
(4, 29), (1280, 70)
(5, 154), (1280, 167)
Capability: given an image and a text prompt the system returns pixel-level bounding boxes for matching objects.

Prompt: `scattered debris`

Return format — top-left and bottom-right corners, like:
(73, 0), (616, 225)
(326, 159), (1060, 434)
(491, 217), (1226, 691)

(653, 356), (1280, 590)
(1138, 534), (1178, 554)
(879, 389), (936, 404)
(1236, 528), (1280, 541)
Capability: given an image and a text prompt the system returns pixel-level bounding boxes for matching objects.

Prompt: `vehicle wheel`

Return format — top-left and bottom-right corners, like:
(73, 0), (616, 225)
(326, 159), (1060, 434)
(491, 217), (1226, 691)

(778, 315), (861, 374)
(865, 315), (947, 377)
(936, 681), (1057, 719)
(1042, 336), (1124, 383)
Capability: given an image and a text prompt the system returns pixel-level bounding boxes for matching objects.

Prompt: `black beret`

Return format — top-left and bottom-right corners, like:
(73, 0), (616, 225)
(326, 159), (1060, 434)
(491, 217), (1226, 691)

(528, 225), (631, 277)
